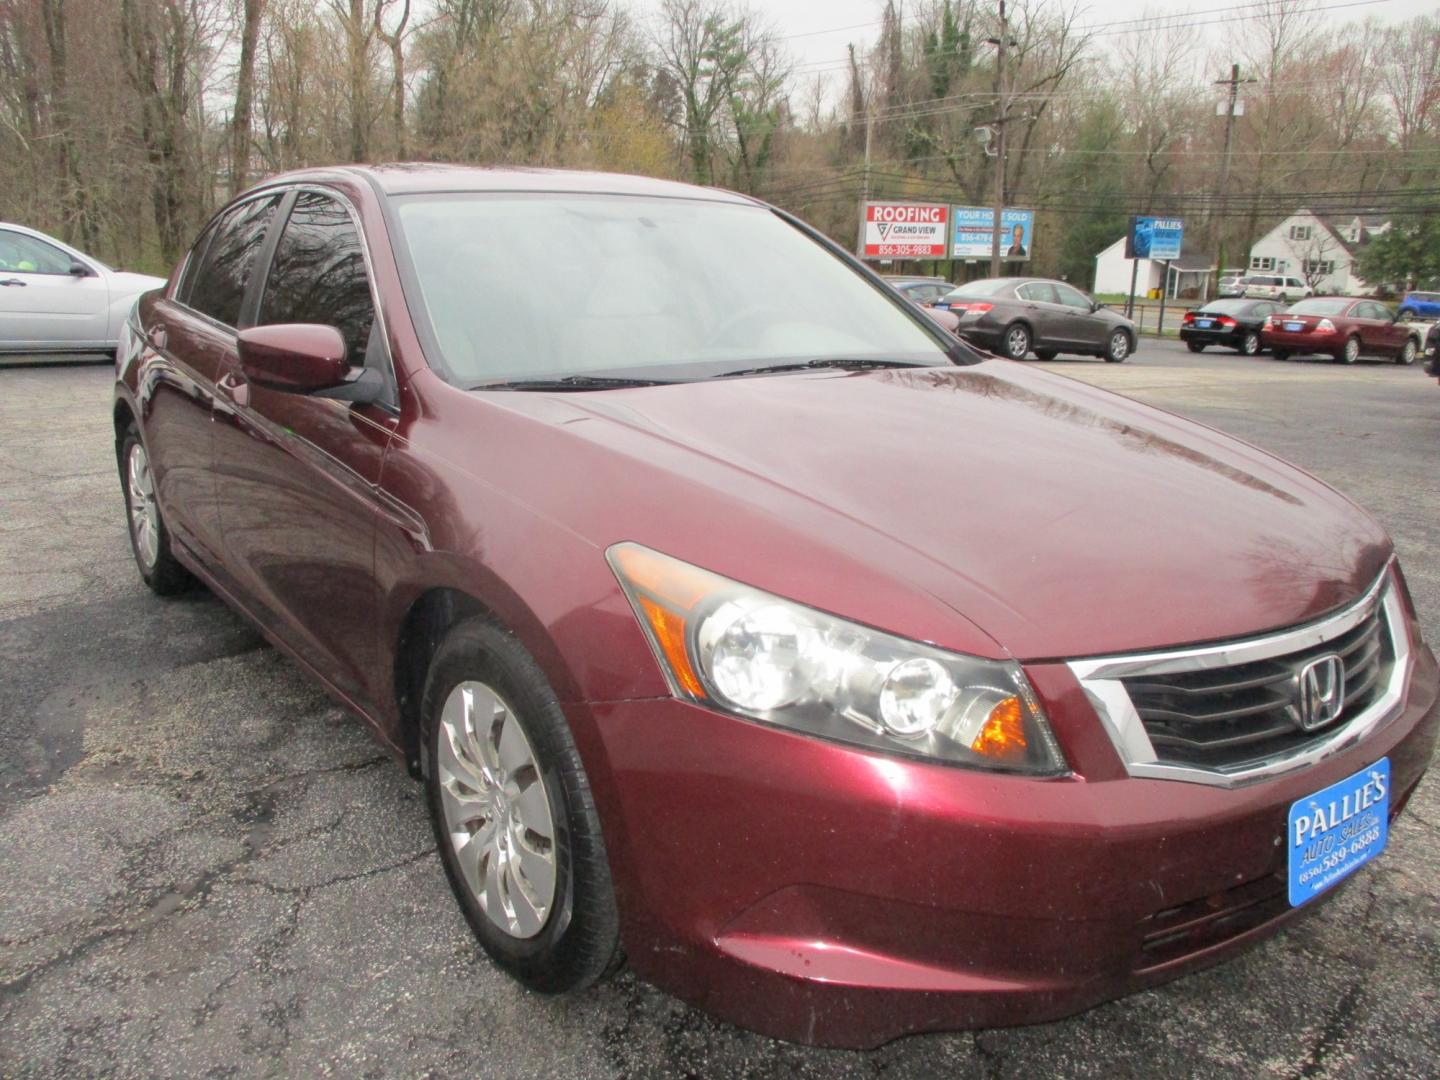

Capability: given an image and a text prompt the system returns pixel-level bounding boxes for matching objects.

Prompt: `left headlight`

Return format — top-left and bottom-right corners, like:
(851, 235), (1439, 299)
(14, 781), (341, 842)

(607, 543), (1067, 775)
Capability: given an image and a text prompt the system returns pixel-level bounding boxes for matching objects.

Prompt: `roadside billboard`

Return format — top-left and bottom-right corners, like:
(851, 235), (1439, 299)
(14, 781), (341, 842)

(1126, 216), (1184, 261)
(860, 202), (950, 259)
(951, 207), (1035, 261)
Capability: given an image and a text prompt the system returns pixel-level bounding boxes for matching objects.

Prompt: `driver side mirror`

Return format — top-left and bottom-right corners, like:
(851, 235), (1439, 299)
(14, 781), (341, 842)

(68, 261), (92, 277)
(1091, 300), (1104, 312)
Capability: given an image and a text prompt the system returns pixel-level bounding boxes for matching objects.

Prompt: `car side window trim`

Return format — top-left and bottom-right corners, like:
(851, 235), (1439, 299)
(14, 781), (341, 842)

(250, 183), (399, 411)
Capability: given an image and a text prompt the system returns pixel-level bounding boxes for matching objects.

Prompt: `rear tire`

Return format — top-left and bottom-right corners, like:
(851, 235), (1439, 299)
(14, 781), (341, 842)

(1397, 337), (1418, 365)
(118, 426), (193, 596)
(1105, 330), (1132, 363)
(1337, 335), (1360, 364)
(1238, 331), (1260, 356)
(422, 618), (621, 994)
(1186, 341), (1205, 353)
(1270, 349), (1291, 361)
(1033, 348), (1058, 361)
(1001, 322), (1031, 360)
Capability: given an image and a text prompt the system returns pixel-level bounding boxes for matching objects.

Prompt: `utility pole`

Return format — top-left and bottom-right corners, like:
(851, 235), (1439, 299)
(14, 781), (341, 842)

(987, 0), (1010, 278)
(1212, 63), (1256, 281)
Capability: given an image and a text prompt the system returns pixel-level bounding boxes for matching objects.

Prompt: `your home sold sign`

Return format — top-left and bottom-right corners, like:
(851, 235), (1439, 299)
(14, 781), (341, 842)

(861, 202), (949, 258)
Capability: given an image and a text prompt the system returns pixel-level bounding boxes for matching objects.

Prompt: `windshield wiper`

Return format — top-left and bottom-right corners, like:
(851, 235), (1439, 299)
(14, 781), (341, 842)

(713, 358), (932, 379)
(469, 374), (674, 391)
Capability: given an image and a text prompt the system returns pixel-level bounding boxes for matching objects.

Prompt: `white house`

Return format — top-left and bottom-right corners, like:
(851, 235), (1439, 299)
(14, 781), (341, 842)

(1246, 209), (1390, 295)
(1093, 238), (1216, 299)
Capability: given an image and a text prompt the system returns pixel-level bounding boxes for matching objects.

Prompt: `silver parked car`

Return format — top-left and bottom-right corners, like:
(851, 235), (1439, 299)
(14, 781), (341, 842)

(0, 223), (166, 356)
(933, 276), (1137, 362)
(1240, 273), (1313, 303)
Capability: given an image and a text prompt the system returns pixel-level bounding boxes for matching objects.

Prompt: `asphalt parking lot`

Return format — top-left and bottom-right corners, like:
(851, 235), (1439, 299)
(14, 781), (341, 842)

(2, 340), (1438, 1078)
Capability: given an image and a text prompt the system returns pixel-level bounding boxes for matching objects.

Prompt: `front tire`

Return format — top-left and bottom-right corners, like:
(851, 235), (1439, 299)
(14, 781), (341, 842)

(1238, 331), (1260, 356)
(1397, 338), (1418, 365)
(422, 618), (620, 994)
(118, 427), (192, 595)
(1105, 330), (1132, 363)
(1001, 322), (1031, 360)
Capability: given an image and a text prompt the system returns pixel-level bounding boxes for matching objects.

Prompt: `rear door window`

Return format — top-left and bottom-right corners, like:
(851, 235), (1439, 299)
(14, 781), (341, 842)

(187, 196), (282, 327)
(1019, 282), (1059, 304)
(258, 191), (376, 368)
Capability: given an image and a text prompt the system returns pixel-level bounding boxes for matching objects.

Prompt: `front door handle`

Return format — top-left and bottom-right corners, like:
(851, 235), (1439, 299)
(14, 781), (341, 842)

(0, 278), (26, 287)
(216, 371), (250, 408)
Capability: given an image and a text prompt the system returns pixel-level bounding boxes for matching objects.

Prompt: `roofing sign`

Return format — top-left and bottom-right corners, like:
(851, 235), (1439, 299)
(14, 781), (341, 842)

(861, 202), (950, 259)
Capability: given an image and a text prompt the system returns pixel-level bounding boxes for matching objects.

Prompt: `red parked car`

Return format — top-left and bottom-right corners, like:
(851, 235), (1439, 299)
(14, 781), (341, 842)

(114, 166), (1438, 1048)
(1261, 297), (1421, 365)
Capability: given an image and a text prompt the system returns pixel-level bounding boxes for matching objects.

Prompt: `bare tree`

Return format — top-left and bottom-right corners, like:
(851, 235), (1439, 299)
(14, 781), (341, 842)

(230, 0), (265, 192)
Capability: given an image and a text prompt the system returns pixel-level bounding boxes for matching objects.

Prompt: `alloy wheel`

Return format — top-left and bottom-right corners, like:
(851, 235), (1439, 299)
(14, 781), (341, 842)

(1399, 339), (1417, 365)
(1108, 331), (1130, 361)
(1343, 337), (1360, 364)
(1005, 324), (1030, 359)
(436, 680), (557, 939)
(1241, 332), (1259, 355)
(126, 442), (160, 570)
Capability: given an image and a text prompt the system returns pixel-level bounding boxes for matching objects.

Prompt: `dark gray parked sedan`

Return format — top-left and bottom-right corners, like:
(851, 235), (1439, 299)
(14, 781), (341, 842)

(934, 277), (1137, 362)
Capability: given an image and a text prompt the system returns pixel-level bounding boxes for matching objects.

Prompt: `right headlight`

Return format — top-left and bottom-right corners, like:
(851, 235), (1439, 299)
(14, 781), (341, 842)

(607, 543), (1067, 775)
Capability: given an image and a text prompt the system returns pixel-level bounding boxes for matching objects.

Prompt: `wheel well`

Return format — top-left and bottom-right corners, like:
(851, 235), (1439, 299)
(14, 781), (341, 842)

(113, 399), (136, 439)
(393, 587), (491, 779)
(113, 399), (137, 465)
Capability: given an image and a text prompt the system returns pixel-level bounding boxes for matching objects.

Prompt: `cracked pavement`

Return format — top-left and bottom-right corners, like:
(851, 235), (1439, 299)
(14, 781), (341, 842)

(2, 342), (1438, 1077)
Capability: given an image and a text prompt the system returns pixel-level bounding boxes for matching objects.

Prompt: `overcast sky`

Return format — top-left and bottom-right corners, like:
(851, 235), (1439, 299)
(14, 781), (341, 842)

(631, 0), (1440, 101)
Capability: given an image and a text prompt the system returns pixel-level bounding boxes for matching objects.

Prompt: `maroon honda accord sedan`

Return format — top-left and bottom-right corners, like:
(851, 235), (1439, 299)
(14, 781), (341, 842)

(113, 166), (1438, 1048)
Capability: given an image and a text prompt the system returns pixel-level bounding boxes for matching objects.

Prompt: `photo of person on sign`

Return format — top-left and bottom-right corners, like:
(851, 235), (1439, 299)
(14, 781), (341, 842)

(1006, 223), (1027, 258)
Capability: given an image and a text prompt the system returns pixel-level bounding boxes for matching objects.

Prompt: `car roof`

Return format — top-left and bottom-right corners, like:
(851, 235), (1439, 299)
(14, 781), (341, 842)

(251, 164), (759, 204)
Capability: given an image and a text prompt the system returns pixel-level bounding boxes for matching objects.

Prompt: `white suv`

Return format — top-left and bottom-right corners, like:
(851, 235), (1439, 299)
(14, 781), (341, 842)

(1240, 274), (1313, 302)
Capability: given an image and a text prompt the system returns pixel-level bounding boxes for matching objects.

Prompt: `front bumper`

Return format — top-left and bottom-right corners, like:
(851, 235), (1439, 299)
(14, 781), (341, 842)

(568, 640), (1439, 1048)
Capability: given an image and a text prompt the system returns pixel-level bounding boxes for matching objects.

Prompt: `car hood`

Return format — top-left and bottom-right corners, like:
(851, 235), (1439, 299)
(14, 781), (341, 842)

(110, 271), (167, 294)
(493, 360), (1390, 661)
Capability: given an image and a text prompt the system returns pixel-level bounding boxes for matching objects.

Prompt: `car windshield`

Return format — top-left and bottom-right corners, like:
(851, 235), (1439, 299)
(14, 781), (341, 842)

(392, 194), (957, 385)
(942, 279), (1011, 300)
(1286, 298), (1350, 316)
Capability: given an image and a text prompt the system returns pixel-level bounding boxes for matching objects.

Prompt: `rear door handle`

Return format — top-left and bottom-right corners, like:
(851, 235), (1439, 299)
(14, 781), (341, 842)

(0, 278), (26, 287)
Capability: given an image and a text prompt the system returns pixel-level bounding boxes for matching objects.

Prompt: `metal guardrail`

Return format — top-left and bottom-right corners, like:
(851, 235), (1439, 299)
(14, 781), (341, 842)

(1117, 301), (1200, 335)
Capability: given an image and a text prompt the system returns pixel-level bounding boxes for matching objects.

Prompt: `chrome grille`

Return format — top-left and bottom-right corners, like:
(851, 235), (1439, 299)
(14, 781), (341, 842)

(1119, 607), (1390, 770)
(1067, 566), (1411, 788)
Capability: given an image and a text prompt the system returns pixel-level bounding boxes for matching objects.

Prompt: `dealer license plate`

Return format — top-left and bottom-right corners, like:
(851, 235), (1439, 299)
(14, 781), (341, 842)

(1284, 321), (1304, 331)
(1288, 758), (1389, 907)
(1196, 319), (1213, 328)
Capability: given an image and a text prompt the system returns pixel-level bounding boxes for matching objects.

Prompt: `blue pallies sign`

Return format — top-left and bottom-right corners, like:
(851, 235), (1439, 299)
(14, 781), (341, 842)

(1126, 216), (1184, 261)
